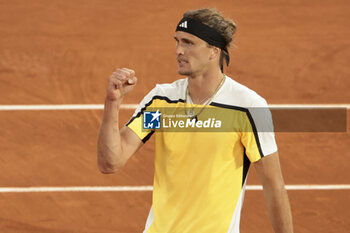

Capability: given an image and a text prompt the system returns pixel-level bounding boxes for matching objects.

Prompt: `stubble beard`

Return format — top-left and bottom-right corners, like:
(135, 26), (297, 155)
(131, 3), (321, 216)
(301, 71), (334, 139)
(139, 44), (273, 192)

(178, 67), (193, 76)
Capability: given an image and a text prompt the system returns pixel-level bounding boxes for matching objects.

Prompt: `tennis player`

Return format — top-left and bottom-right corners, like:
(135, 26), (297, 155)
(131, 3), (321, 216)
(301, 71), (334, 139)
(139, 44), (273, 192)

(97, 8), (293, 233)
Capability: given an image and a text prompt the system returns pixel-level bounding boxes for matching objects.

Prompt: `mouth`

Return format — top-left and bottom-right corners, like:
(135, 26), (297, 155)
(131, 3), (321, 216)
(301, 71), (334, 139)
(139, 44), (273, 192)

(177, 59), (188, 67)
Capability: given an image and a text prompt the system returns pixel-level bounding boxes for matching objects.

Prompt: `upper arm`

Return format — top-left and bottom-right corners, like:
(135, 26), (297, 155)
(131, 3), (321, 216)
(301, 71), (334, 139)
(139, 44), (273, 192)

(117, 84), (159, 164)
(254, 152), (285, 189)
(120, 125), (144, 162)
(241, 96), (278, 162)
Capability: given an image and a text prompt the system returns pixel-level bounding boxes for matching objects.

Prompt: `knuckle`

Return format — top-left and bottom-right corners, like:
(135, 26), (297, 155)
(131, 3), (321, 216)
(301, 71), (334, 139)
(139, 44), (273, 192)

(122, 68), (135, 76)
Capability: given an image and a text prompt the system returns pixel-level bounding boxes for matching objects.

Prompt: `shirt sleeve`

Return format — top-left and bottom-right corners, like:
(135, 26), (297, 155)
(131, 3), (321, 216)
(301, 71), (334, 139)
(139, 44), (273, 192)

(126, 86), (159, 143)
(241, 97), (278, 163)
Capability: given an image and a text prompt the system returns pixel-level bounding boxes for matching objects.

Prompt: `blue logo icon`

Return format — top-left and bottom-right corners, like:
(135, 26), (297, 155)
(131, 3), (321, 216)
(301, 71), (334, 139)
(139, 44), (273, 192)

(143, 110), (161, 129)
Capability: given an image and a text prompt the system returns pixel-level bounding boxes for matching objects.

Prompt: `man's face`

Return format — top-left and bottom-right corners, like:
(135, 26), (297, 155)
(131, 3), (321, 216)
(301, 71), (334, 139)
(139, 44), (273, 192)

(174, 31), (213, 76)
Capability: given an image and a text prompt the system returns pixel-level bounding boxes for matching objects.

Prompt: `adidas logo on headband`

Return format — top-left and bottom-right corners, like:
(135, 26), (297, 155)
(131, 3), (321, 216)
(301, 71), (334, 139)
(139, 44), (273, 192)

(178, 21), (188, 28)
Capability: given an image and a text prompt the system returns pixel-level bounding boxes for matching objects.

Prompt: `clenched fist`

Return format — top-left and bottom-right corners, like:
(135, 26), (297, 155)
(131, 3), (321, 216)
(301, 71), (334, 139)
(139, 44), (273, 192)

(106, 68), (137, 101)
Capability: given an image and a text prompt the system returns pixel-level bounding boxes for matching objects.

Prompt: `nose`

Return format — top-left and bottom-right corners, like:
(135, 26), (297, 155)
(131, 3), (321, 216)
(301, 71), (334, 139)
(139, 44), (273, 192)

(175, 44), (184, 56)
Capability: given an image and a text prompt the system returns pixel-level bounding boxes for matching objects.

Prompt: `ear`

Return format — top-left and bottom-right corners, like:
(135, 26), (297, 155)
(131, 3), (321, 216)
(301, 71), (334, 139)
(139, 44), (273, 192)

(209, 47), (220, 60)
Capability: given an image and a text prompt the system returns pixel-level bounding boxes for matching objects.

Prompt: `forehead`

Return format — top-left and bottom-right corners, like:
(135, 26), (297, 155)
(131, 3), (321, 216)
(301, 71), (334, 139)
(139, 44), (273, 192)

(174, 31), (203, 43)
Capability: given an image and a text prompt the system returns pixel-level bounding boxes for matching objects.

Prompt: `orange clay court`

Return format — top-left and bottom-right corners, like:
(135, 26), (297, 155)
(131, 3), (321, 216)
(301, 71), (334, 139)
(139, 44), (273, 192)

(0, 0), (349, 232)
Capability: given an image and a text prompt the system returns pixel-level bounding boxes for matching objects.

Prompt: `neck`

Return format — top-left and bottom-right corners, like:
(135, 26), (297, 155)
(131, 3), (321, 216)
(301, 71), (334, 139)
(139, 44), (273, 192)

(187, 68), (224, 104)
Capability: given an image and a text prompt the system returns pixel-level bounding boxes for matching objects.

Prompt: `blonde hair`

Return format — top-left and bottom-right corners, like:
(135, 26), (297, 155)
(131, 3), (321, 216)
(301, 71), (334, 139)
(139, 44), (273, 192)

(183, 8), (237, 70)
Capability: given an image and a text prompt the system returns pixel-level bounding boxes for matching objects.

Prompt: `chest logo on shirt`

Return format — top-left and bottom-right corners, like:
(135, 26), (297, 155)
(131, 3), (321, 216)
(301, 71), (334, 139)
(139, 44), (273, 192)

(143, 110), (161, 129)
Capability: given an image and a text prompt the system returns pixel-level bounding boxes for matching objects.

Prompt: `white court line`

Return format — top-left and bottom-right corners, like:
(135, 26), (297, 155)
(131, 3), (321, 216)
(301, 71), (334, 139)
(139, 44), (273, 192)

(0, 104), (136, 111)
(0, 186), (153, 193)
(246, 185), (350, 190)
(268, 104), (350, 109)
(0, 185), (349, 193)
(0, 104), (349, 111)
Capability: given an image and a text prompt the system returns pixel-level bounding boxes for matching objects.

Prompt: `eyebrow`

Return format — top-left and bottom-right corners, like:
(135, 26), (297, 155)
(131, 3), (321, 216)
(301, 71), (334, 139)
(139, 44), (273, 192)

(174, 37), (194, 44)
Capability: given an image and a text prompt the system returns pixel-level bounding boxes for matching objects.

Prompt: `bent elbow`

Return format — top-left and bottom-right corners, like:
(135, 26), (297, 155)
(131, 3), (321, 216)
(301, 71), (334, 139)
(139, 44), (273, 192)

(97, 156), (125, 174)
(97, 148), (126, 174)
(98, 165), (116, 174)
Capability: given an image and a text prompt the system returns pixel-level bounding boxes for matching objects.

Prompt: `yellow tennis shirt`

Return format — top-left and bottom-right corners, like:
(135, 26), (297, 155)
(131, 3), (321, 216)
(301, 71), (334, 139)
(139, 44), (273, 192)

(126, 75), (277, 233)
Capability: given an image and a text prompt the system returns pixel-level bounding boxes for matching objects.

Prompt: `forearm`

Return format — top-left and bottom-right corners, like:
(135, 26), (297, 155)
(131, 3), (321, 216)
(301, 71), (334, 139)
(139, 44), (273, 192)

(97, 99), (124, 173)
(263, 185), (293, 233)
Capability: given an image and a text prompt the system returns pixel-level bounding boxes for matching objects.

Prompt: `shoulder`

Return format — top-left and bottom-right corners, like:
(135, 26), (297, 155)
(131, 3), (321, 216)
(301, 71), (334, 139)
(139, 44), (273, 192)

(147, 78), (187, 101)
(216, 76), (269, 108)
(135, 78), (186, 110)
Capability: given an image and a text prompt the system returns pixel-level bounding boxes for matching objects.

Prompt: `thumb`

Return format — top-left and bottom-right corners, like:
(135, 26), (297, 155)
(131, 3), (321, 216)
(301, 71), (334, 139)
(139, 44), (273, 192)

(127, 76), (137, 85)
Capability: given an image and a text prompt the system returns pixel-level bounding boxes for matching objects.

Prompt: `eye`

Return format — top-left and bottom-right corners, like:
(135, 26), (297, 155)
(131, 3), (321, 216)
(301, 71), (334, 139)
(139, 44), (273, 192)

(183, 39), (192, 45)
